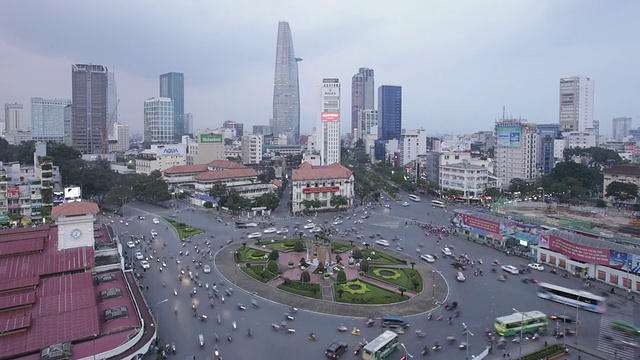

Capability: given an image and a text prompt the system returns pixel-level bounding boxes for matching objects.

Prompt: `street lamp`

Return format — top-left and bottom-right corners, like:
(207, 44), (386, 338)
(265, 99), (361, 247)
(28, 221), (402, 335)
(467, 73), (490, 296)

(93, 333), (97, 360)
(512, 307), (530, 360)
(121, 196), (127, 218)
(462, 322), (474, 360)
(399, 343), (413, 359)
(155, 298), (168, 346)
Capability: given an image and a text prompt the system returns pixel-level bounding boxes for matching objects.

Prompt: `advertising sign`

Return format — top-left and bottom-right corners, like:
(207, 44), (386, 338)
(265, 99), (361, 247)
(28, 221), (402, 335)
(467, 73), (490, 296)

(321, 112), (340, 122)
(303, 186), (340, 194)
(456, 213), (500, 234)
(64, 186), (81, 200)
(497, 124), (521, 147)
(322, 86), (340, 97)
(151, 144), (185, 155)
(199, 133), (223, 143)
(7, 186), (19, 199)
(439, 140), (471, 153)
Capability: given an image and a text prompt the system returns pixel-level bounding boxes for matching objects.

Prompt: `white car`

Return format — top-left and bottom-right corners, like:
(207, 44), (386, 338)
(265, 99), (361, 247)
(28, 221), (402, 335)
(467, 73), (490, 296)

(402, 202), (410, 207)
(246, 223), (258, 227)
(332, 220), (344, 225)
(150, 230), (158, 237)
(354, 219), (363, 224)
(134, 251), (144, 260)
(527, 263), (544, 271)
(420, 254), (435, 263)
(456, 272), (466, 282)
(152, 218), (160, 224)
(126, 241), (136, 248)
(384, 204), (390, 208)
(276, 228), (289, 234)
(248, 232), (262, 239)
(263, 227), (277, 234)
(140, 260), (150, 269)
(501, 265), (520, 275)
(203, 264), (211, 273)
(441, 247), (453, 257)
(310, 227), (322, 233)
(375, 239), (390, 247)
(303, 223), (316, 229)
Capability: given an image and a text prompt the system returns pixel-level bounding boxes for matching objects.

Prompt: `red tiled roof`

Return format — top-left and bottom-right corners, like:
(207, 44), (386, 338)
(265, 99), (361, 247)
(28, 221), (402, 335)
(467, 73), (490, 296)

(51, 201), (99, 217)
(207, 160), (247, 169)
(194, 168), (257, 181)
(163, 164), (209, 175)
(603, 164), (640, 176)
(270, 179), (282, 188)
(292, 162), (353, 181)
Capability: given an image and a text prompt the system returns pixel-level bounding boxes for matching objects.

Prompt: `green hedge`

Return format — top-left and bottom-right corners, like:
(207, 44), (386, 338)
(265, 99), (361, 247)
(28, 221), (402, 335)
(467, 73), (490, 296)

(278, 280), (322, 299)
(520, 344), (565, 360)
(241, 266), (276, 283)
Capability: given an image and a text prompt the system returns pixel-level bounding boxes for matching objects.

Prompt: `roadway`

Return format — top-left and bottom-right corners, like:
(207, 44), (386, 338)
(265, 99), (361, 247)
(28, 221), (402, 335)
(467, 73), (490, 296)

(107, 193), (638, 360)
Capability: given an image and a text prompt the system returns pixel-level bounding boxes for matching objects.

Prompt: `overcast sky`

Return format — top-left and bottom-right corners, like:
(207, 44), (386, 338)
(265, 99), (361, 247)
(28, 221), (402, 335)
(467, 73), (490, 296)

(1, 0), (639, 137)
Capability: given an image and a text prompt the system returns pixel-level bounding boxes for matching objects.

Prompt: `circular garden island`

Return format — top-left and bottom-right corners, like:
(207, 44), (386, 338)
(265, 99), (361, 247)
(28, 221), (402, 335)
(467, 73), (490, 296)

(232, 233), (424, 305)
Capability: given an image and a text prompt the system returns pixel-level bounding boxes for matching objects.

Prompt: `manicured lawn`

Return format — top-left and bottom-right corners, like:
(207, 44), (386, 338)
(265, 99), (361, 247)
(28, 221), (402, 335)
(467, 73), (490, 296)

(333, 280), (409, 304)
(277, 280), (322, 299)
(368, 267), (423, 292)
(331, 241), (354, 253)
(241, 266), (277, 283)
(234, 246), (270, 263)
(163, 217), (204, 239)
(261, 239), (304, 251)
(360, 248), (405, 265)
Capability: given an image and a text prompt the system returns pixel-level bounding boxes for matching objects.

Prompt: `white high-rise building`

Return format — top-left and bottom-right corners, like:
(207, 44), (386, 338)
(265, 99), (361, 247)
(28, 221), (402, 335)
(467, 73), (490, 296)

(4, 103), (24, 131)
(143, 97), (174, 143)
(318, 78), (341, 165)
(109, 122), (130, 152)
(241, 134), (263, 165)
(612, 117), (632, 141)
(107, 71), (118, 136)
(494, 119), (538, 189)
(399, 128), (428, 165)
(559, 76), (594, 132)
(356, 109), (378, 141)
(31, 98), (71, 142)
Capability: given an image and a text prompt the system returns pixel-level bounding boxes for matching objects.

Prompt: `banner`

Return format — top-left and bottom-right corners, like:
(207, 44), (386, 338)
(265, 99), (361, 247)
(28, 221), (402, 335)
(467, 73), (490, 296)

(321, 112), (340, 122)
(497, 124), (521, 147)
(539, 234), (636, 272)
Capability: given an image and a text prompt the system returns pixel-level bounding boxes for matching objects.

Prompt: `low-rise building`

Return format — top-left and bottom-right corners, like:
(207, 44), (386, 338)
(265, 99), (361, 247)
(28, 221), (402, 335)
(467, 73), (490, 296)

(440, 161), (489, 199)
(602, 164), (640, 205)
(186, 132), (225, 165)
(241, 134), (263, 164)
(291, 162), (354, 213)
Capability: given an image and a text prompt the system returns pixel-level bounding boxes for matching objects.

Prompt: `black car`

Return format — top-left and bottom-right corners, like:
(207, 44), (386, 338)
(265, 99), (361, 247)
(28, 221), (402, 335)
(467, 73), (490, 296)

(451, 262), (467, 270)
(325, 341), (348, 358)
(550, 313), (574, 323)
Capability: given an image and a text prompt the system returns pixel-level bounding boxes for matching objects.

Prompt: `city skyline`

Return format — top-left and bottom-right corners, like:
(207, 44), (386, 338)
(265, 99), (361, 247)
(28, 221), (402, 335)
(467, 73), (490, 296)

(0, 1), (639, 137)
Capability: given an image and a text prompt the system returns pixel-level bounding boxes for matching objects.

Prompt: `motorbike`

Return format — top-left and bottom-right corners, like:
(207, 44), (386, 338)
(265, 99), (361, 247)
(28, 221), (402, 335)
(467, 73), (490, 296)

(444, 301), (458, 310)
(427, 313), (433, 320)
(285, 313), (294, 320)
(232, 321), (237, 331)
(308, 333), (317, 341)
(251, 299), (259, 308)
(337, 324), (348, 332)
(432, 342), (442, 351)
(200, 314), (208, 322)
(550, 268), (557, 274)
(458, 342), (467, 350)
(217, 313), (221, 324)
(286, 328), (296, 334)
(247, 328), (252, 337)
(271, 323), (280, 331)
(366, 318), (375, 327)
(214, 346), (220, 358)
(447, 336), (456, 344)
(173, 289), (178, 296)
(238, 304), (246, 310)
(421, 346), (429, 356)
(351, 327), (361, 336)
(171, 342), (176, 354)
(453, 311), (460, 318)
(415, 329), (426, 338)
(199, 334), (204, 347)
(498, 275), (507, 282)
(227, 333), (232, 343)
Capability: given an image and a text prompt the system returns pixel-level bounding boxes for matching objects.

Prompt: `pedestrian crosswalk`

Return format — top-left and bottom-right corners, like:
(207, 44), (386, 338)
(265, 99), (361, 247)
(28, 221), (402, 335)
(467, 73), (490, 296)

(372, 221), (400, 229)
(597, 297), (636, 360)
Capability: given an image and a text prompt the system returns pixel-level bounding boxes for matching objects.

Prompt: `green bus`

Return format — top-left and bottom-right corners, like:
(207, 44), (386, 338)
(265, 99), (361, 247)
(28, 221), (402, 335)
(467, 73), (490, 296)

(612, 320), (640, 336)
(494, 310), (548, 337)
(362, 331), (398, 360)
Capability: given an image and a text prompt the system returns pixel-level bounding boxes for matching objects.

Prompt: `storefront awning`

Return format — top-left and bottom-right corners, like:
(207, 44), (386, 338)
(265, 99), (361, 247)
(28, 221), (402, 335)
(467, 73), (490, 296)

(509, 231), (538, 245)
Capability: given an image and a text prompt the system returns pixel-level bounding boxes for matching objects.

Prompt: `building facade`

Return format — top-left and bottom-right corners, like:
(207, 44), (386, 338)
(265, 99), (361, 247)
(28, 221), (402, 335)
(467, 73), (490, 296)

(378, 85), (402, 140)
(351, 67), (375, 134)
(186, 132), (225, 165)
(494, 119), (538, 189)
(602, 165), (640, 205)
(108, 122), (130, 152)
(30, 97), (71, 142)
(223, 120), (244, 137)
(559, 76), (594, 132)
(612, 117), (632, 141)
(241, 134), (263, 164)
(319, 78), (341, 165)
(399, 128), (428, 166)
(159, 72), (184, 142)
(4, 103), (24, 131)
(107, 71), (118, 136)
(144, 97), (174, 144)
(71, 64), (109, 154)
(271, 21), (301, 144)
(356, 109), (378, 141)
(291, 162), (354, 213)
(440, 161), (488, 199)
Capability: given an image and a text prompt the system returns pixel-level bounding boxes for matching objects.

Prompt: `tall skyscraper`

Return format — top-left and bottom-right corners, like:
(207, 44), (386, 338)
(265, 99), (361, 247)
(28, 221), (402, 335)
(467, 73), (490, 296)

(559, 76), (594, 132)
(144, 97), (174, 143)
(271, 21), (301, 144)
(378, 85), (402, 140)
(4, 103), (24, 131)
(31, 97), (71, 142)
(612, 117), (632, 141)
(71, 64), (108, 154)
(184, 113), (193, 135)
(319, 78), (341, 165)
(160, 72), (184, 142)
(351, 68), (375, 134)
(107, 71), (118, 136)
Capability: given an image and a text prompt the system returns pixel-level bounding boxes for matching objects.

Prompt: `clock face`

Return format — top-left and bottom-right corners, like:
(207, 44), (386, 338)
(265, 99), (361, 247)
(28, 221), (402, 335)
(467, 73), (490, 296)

(70, 229), (83, 240)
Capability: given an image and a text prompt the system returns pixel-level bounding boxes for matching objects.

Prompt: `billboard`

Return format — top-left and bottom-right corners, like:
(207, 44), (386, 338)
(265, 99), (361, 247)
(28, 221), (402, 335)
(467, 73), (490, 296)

(151, 144), (185, 155)
(7, 186), (19, 199)
(321, 112), (340, 122)
(303, 186), (340, 194)
(497, 124), (521, 147)
(199, 133), (223, 143)
(439, 140), (471, 153)
(64, 186), (82, 200)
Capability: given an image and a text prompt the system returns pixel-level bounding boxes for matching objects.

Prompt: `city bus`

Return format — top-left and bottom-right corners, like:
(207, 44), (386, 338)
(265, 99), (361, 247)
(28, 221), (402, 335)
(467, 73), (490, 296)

(431, 200), (445, 208)
(362, 330), (399, 360)
(537, 282), (606, 313)
(408, 194), (421, 202)
(494, 310), (548, 336)
(611, 320), (640, 335)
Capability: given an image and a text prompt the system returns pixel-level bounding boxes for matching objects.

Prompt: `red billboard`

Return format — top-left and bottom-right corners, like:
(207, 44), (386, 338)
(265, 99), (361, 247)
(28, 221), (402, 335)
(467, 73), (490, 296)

(459, 213), (500, 234)
(303, 186), (340, 194)
(539, 234), (611, 265)
(7, 186), (19, 199)
(321, 112), (340, 122)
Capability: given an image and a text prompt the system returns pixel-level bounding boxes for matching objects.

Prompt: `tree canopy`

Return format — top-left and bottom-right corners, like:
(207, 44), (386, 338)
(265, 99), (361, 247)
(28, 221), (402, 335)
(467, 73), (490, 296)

(605, 181), (639, 203)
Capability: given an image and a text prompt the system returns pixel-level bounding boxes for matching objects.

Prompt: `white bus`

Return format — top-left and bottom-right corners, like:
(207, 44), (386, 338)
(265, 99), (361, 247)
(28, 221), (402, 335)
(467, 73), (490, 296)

(431, 200), (445, 208)
(537, 282), (606, 313)
(408, 194), (420, 202)
(362, 330), (399, 360)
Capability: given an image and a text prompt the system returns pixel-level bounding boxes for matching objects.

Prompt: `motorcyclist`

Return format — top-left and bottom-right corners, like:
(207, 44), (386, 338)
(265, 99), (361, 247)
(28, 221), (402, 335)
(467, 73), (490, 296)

(308, 332), (316, 340)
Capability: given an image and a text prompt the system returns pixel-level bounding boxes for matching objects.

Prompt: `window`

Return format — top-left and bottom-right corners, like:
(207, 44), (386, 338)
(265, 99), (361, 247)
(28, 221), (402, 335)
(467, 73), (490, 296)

(610, 274), (619, 284)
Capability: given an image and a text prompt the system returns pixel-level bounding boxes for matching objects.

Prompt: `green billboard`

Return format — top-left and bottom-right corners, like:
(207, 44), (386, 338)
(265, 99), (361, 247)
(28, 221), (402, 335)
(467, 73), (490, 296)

(199, 133), (223, 143)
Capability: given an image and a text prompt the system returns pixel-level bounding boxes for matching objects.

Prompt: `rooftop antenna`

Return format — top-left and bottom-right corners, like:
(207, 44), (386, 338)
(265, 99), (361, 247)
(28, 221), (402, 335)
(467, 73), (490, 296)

(502, 105), (506, 120)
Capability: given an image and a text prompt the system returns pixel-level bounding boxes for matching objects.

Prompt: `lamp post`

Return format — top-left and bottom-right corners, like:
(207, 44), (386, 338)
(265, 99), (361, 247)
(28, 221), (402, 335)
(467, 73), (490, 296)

(155, 298), (168, 346)
(537, 186), (545, 204)
(93, 333), (97, 360)
(512, 307), (530, 360)
(121, 196), (127, 218)
(399, 343), (413, 359)
(575, 296), (580, 345)
(462, 322), (474, 360)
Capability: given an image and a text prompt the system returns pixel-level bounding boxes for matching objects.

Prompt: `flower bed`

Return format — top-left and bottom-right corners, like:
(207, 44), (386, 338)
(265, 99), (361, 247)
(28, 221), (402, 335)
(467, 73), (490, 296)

(333, 280), (409, 304)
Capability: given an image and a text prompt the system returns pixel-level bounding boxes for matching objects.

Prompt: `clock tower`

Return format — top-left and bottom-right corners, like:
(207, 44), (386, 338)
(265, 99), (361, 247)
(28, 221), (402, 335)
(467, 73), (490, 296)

(51, 201), (100, 250)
